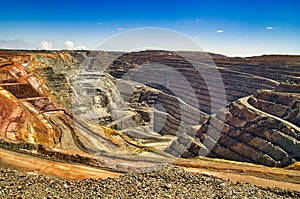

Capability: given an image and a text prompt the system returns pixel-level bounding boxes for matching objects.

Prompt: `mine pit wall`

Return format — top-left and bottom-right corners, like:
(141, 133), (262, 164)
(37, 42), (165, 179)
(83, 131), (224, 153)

(275, 82), (300, 93)
(32, 50), (279, 123)
(214, 57), (300, 83)
(111, 68), (214, 114)
(249, 90), (300, 127)
(185, 99), (300, 167)
(108, 57), (285, 162)
(218, 70), (277, 103)
(0, 70), (18, 83)
(2, 51), (299, 168)
(124, 82), (209, 137)
(30, 61), (76, 112)
(109, 62), (277, 116)
(120, 82), (212, 157)
(108, 53), (286, 161)
(0, 63), (61, 147)
(0, 86), (60, 146)
(1, 84), (42, 99)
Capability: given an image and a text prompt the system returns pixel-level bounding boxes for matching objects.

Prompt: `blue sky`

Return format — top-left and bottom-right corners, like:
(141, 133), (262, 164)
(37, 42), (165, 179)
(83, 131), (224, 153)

(1, 0), (300, 56)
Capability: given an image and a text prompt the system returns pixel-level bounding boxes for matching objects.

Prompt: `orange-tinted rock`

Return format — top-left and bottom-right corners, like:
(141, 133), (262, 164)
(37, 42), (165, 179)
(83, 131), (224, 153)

(1, 50), (300, 169)
(0, 55), (61, 147)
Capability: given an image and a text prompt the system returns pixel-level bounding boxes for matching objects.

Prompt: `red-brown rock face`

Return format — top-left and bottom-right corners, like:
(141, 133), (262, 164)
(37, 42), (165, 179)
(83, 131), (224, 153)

(0, 55), (61, 146)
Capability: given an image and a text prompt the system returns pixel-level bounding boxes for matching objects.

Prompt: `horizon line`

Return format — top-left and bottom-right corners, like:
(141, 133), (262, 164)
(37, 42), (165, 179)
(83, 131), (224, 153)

(0, 48), (300, 58)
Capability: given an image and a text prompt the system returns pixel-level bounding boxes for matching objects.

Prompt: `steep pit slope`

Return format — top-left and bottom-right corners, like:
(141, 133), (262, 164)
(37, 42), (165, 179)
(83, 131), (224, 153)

(1, 50), (300, 193)
(0, 55), (61, 146)
(104, 51), (300, 167)
(213, 54), (300, 82)
(107, 51), (279, 113)
(0, 50), (177, 170)
(184, 82), (300, 167)
(0, 49), (300, 171)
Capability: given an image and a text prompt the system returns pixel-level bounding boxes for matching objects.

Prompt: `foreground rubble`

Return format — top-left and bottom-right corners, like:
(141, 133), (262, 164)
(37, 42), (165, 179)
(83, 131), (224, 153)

(1, 165), (299, 199)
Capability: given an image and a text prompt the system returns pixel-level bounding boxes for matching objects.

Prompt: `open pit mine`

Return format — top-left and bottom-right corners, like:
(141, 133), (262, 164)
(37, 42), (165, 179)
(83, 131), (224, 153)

(0, 49), (300, 193)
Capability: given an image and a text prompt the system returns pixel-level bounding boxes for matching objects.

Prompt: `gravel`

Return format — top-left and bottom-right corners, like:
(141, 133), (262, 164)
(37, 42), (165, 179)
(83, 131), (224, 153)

(0, 165), (299, 199)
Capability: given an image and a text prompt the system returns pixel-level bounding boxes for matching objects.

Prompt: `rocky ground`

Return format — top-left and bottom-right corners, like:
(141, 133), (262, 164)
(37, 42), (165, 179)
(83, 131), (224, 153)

(0, 165), (299, 199)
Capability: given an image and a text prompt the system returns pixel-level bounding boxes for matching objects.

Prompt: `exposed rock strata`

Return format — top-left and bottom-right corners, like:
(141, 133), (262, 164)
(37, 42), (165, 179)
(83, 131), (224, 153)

(0, 50), (300, 168)
(182, 86), (300, 167)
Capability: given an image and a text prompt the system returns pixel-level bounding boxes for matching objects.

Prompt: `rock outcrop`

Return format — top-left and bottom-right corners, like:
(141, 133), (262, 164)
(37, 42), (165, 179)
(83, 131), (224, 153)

(0, 56), (61, 146)
(181, 84), (300, 167)
(0, 49), (300, 168)
(0, 51), (165, 159)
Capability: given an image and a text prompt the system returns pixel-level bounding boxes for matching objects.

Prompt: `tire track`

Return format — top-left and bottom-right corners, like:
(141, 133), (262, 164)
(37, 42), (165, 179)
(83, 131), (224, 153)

(238, 96), (300, 133)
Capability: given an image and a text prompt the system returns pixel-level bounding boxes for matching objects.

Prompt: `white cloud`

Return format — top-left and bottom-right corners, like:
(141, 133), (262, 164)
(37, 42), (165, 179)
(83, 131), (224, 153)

(0, 39), (57, 50)
(65, 40), (75, 50)
(40, 40), (53, 50)
(216, 29), (224, 33)
(65, 40), (87, 50)
(193, 37), (199, 40)
(266, 26), (274, 30)
(0, 39), (86, 50)
(0, 39), (37, 49)
(117, 27), (128, 31)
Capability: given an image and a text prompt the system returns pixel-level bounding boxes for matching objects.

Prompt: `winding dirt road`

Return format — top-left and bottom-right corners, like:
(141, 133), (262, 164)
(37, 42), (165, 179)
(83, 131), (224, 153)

(238, 96), (300, 132)
(0, 148), (122, 180)
(1, 147), (300, 191)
